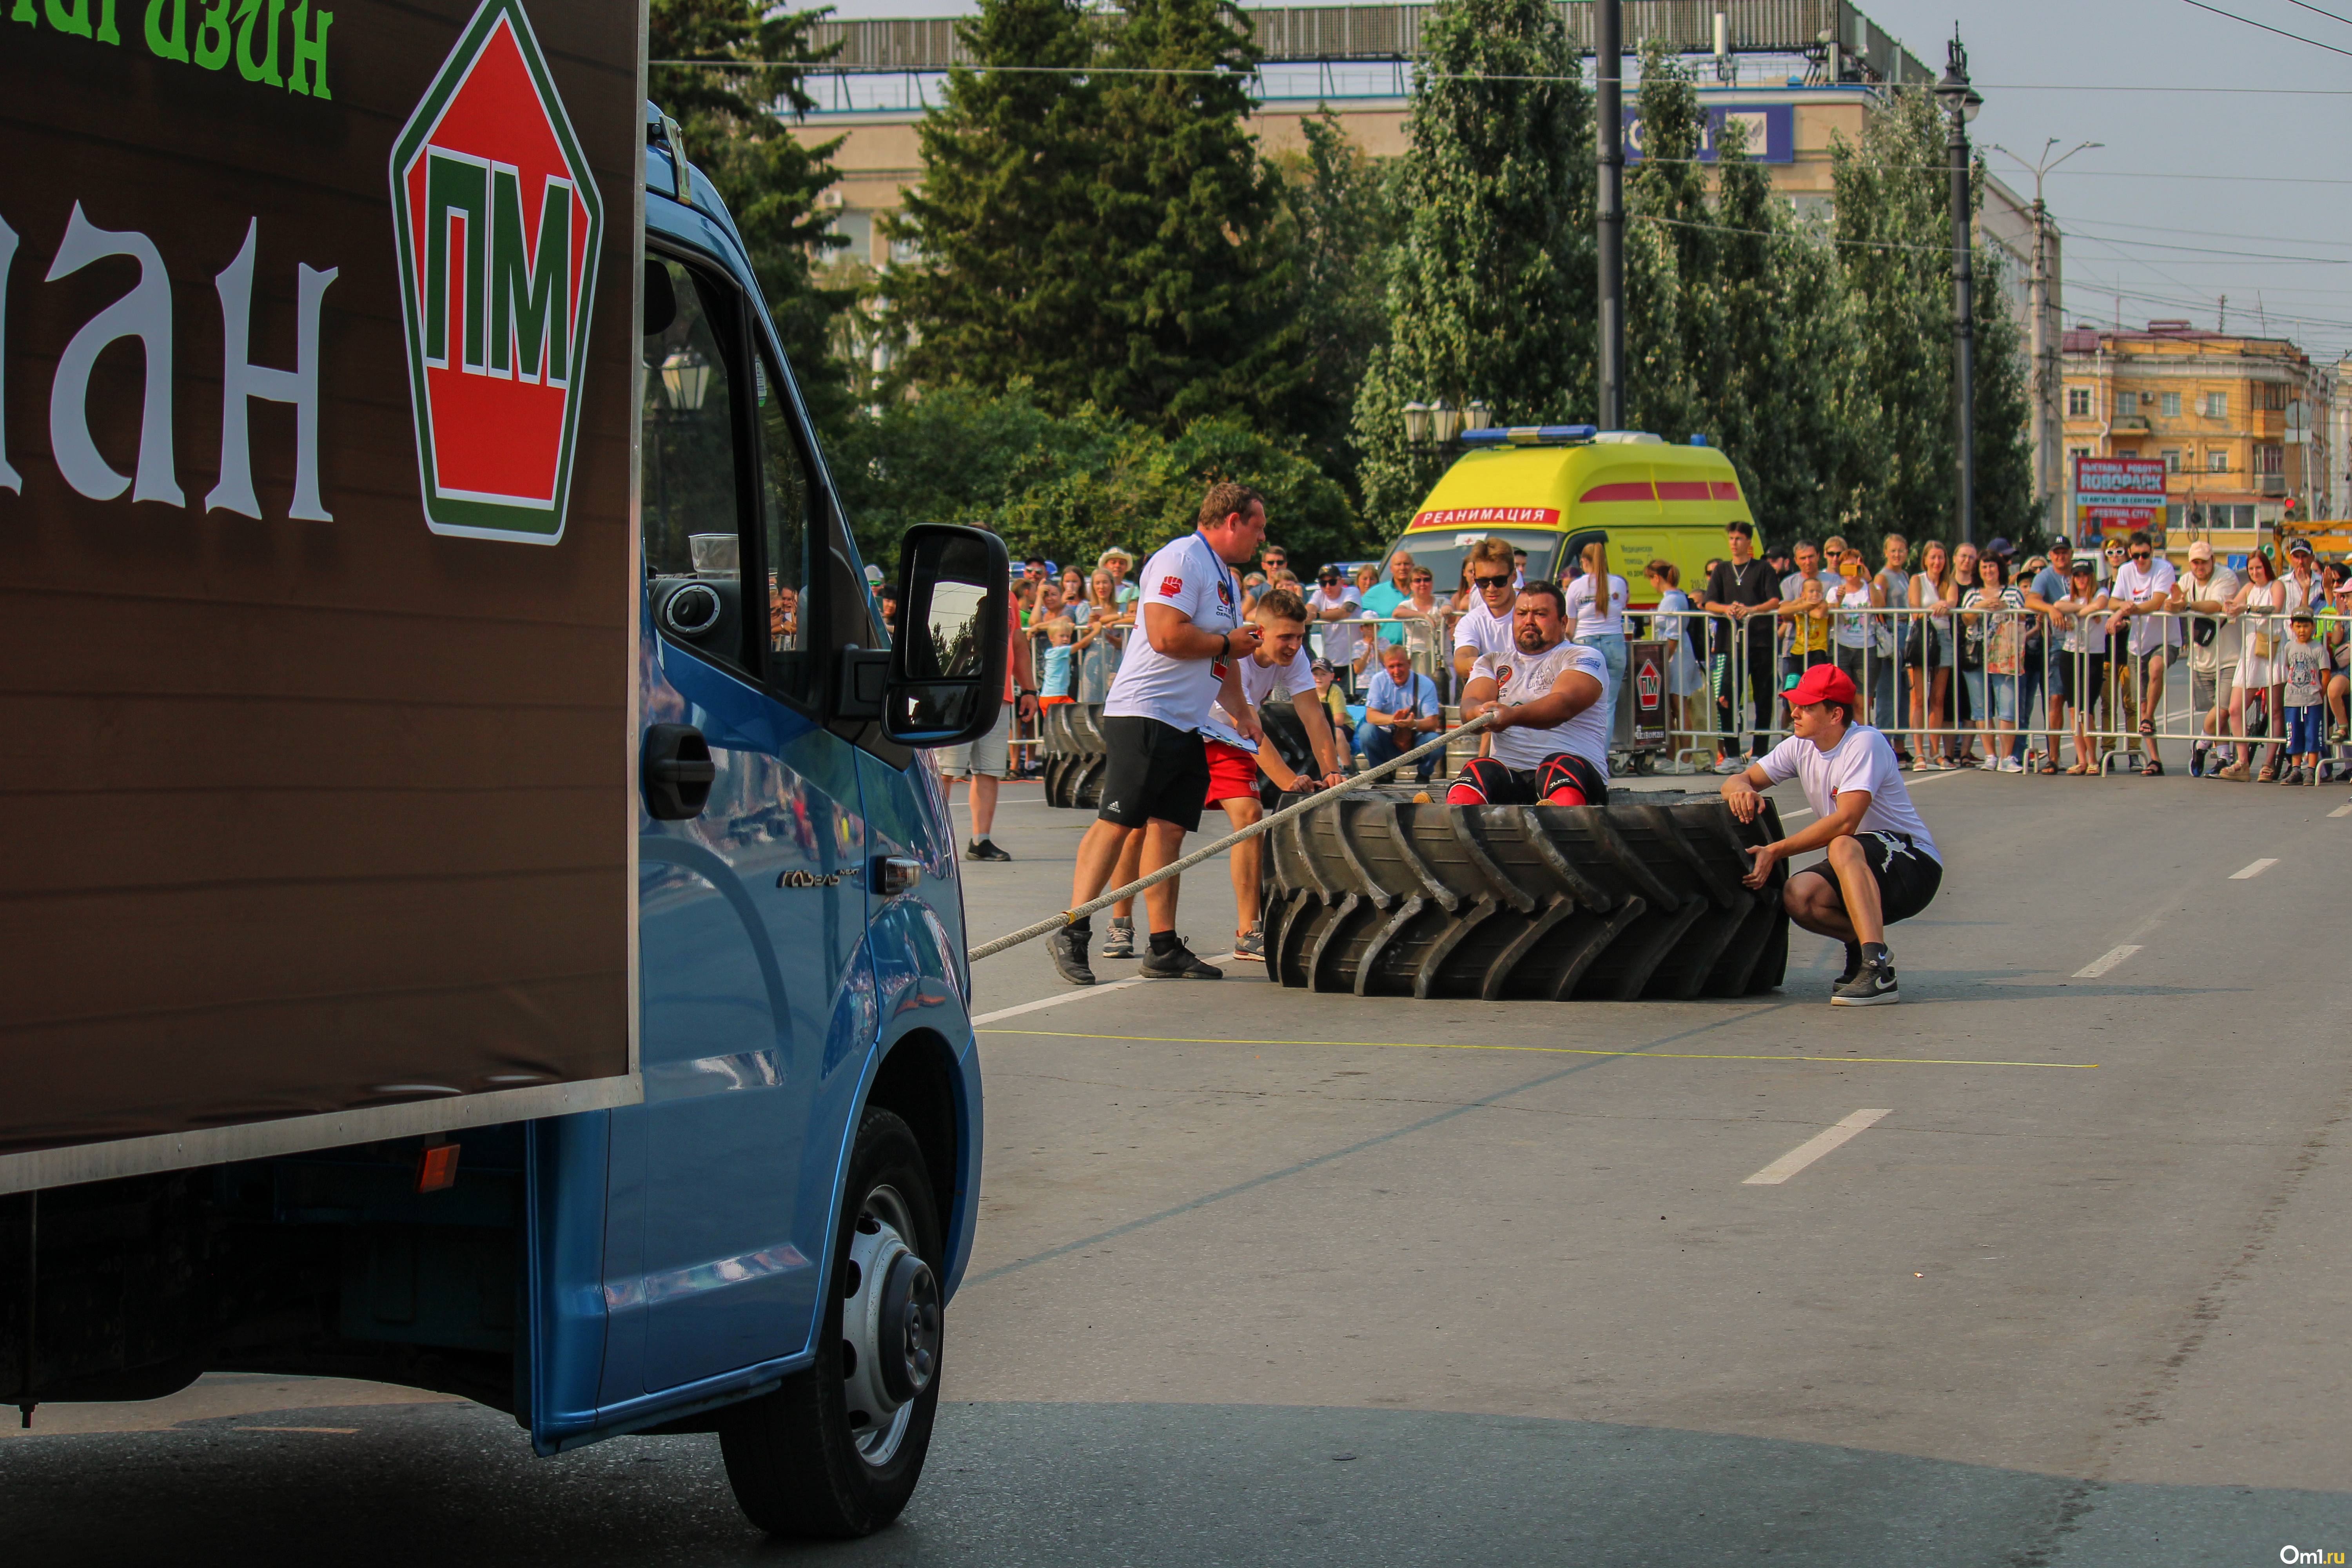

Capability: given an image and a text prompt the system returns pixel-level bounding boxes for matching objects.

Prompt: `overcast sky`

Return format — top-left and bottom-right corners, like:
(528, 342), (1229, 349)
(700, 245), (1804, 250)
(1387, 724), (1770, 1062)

(810, 0), (2352, 361)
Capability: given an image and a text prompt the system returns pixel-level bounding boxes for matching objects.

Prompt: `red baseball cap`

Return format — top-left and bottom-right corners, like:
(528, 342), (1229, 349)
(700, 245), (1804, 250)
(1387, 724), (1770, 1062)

(1787, 664), (1858, 709)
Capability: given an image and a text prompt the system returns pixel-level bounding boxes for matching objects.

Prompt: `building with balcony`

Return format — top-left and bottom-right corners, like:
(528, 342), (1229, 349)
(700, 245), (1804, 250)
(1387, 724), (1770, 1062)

(2060, 323), (2326, 535)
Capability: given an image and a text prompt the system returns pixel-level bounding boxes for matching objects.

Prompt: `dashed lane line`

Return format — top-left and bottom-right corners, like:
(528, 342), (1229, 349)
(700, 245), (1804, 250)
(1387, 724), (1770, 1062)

(979, 1029), (2096, 1071)
(2330, 802), (2352, 818)
(2073, 944), (2143, 979)
(972, 978), (1149, 1025)
(2229, 857), (2279, 880)
(1742, 1108), (1893, 1185)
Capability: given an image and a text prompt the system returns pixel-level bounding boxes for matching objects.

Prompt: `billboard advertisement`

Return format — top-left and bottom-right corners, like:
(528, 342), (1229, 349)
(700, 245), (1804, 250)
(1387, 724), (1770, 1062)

(1, 0), (643, 1166)
(2073, 456), (2167, 544)
(1622, 104), (1796, 163)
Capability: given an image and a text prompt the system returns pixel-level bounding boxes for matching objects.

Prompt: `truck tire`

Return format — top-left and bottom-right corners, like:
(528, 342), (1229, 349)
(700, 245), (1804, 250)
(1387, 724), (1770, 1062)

(1039, 704), (1106, 809)
(719, 1109), (944, 1537)
(1262, 787), (1788, 1000)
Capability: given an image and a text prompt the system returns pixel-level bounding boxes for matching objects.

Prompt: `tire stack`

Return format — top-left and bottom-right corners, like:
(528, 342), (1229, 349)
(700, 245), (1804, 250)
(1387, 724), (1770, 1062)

(1263, 787), (1788, 1000)
(1039, 703), (1107, 809)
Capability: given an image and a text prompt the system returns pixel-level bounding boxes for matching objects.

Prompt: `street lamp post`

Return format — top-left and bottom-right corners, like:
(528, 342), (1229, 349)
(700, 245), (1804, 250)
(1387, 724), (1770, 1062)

(1596, 0), (1625, 432)
(1936, 33), (1982, 548)
(1993, 138), (2103, 548)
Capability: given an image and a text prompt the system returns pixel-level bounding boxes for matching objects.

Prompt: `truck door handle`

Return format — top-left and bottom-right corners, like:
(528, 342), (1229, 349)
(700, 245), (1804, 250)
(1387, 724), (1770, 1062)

(642, 724), (715, 820)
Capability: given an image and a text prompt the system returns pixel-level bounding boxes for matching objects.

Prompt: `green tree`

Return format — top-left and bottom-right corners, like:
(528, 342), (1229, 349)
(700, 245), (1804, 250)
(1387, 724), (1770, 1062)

(1269, 108), (1403, 489)
(649, 0), (852, 430)
(878, 0), (1108, 407)
(1352, 0), (1595, 531)
(1825, 91), (2034, 549)
(1087, 0), (1305, 431)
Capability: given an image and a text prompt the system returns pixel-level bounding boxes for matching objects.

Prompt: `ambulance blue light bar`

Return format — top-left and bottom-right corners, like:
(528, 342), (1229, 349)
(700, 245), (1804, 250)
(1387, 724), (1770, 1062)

(1459, 425), (1598, 446)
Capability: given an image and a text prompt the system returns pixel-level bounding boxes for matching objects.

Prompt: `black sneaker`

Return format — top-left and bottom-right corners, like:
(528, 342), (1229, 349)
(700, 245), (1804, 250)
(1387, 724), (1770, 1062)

(1047, 928), (1095, 986)
(965, 837), (1011, 862)
(1835, 942), (1864, 987)
(2189, 748), (2207, 779)
(1232, 921), (1265, 963)
(1140, 938), (1223, 980)
(1830, 958), (1900, 1007)
(1099, 916), (1136, 958)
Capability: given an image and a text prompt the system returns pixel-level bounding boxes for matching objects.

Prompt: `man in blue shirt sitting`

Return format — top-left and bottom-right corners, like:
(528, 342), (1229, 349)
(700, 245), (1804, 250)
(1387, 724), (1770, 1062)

(1358, 641), (1443, 782)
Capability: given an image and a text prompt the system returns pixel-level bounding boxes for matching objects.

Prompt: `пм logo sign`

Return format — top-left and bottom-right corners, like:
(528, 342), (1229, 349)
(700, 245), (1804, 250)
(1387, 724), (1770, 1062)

(390, 0), (602, 543)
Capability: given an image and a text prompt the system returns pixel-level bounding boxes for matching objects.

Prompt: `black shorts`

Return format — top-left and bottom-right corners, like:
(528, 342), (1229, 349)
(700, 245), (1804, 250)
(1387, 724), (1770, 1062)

(1805, 830), (1942, 926)
(1097, 715), (1210, 833)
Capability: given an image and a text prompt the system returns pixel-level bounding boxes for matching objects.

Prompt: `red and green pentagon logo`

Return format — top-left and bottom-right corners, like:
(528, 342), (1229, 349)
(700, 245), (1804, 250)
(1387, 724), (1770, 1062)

(390, 0), (603, 543)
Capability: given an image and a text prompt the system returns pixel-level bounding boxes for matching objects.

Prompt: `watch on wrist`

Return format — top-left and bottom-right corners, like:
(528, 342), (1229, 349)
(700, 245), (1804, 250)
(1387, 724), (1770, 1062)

(1019, 687), (1037, 696)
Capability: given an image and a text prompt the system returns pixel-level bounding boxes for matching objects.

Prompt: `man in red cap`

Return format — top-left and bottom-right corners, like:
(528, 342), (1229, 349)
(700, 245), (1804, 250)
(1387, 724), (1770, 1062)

(1719, 663), (1942, 1005)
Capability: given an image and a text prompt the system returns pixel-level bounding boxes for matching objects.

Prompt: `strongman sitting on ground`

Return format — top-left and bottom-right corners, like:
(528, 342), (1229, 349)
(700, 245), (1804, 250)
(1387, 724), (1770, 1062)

(1445, 580), (1613, 808)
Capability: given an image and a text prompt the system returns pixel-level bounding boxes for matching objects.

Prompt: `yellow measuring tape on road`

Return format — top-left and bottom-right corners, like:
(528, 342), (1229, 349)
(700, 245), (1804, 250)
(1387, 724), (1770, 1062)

(965, 711), (1497, 965)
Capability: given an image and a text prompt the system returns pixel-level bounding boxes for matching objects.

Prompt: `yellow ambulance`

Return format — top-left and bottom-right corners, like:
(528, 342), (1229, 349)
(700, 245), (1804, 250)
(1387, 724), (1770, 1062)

(1381, 427), (1757, 610)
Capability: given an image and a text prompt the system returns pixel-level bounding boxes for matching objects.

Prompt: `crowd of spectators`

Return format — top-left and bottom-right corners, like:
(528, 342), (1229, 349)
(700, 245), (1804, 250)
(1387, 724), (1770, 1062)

(969, 527), (2350, 797)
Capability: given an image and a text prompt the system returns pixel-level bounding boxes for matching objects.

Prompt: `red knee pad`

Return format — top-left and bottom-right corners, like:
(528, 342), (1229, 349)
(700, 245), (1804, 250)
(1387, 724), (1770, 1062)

(1536, 754), (1603, 808)
(1543, 782), (1589, 807)
(1445, 781), (1489, 805)
(1448, 757), (1507, 806)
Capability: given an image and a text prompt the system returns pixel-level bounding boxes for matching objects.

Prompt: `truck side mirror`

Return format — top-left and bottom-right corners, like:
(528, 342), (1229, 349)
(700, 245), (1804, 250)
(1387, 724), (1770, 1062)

(883, 524), (1010, 748)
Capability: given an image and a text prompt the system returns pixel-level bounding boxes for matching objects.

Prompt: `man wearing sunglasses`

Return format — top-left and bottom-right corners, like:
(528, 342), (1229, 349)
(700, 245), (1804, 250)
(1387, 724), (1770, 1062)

(1452, 537), (1523, 686)
(1308, 566), (1364, 696)
(2103, 531), (2177, 775)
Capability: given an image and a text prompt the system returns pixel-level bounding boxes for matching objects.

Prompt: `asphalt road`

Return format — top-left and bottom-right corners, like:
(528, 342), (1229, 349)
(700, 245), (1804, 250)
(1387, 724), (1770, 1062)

(8, 766), (2349, 1566)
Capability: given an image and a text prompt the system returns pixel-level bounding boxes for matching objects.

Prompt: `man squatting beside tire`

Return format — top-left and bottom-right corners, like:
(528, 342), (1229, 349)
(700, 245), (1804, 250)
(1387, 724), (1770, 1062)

(1050, 482), (1268, 985)
(1444, 579), (1615, 808)
(1720, 663), (1942, 1006)
(1201, 587), (1348, 962)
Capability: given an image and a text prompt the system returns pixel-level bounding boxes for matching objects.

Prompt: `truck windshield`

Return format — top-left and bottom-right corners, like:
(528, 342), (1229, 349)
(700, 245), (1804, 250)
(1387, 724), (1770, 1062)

(1386, 530), (1562, 599)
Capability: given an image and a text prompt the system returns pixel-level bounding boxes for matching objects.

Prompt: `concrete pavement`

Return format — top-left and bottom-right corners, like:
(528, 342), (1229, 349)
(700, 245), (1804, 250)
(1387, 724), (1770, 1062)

(6, 767), (2347, 1564)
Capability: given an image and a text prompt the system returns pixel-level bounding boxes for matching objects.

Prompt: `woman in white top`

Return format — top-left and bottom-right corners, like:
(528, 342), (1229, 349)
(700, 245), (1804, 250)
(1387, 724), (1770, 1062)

(1564, 539), (1630, 719)
(1391, 564), (1448, 689)
(1645, 559), (1707, 768)
(2049, 557), (2111, 774)
(1906, 541), (1956, 769)
(1829, 547), (1885, 730)
(1959, 553), (2028, 771)
(2221, 549), (2285, 780)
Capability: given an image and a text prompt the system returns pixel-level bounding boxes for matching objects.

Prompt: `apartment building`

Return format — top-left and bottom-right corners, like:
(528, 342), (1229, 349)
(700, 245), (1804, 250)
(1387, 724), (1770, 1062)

(2060, 323), (2325, 534)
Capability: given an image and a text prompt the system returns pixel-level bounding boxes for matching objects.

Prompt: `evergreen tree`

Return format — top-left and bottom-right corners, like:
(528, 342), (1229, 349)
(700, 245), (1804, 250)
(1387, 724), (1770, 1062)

(1089, 0), (1305, 431)
(1269, 108), (1402, 490)
(1352, 0), (1595, 532)
(649, 0), (851, 430)
(1622, 45), (1710, 445)
(878, 0), (1109, 406)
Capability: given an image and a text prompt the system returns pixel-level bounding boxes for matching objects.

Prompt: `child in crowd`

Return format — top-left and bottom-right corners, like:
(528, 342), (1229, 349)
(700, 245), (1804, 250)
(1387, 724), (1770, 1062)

(2281, 610), (2328, 785)
(1037, 613), (1078, 709)
(1779, 577), (1832, 717)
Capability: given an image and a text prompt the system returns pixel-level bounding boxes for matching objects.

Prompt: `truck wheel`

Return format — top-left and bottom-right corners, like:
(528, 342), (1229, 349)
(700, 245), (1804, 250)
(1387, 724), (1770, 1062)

(719, 1109), (944, 1538)
(1261, 786), (1787, 1000)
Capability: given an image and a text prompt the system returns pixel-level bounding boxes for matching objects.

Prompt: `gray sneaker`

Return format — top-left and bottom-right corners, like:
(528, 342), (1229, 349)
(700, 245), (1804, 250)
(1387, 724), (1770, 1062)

(1048, 927), (1095, 986)
(1232, 921), (1265, 963)
(1835, 943), (1864, 987)
(1830, 958), (1899, 1007)
(1099, 916), (1136, 958)
(1140, 938), (1223, 980)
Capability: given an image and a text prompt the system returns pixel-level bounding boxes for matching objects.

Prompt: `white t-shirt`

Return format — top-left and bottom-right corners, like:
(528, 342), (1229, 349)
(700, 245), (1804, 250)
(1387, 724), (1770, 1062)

(1203, 645), (1316, 753)
(2176, 565), (2240, 670)
(1755, 724), (1941, 864)
(1470, 639), (1613, 775)
(1103, 532), (1245, 728)
(1831, 581), (1876, 649)
(2282, 637), (2329, 707)
(2109, 559), (2178, 657)
(1452, 596), (1516, 664)
(1309, 586), (1363, 667)
(1562, 573), (1629, 639)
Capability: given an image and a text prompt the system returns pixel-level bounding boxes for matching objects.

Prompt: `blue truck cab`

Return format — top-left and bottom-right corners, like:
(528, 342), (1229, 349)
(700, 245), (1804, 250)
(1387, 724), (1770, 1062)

(0, 92), (1009, 1541)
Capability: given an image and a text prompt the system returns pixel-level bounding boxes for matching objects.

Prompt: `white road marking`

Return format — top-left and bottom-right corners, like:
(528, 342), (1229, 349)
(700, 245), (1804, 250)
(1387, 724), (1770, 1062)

(1742, 1109), (1893, 1186)
(2330, 803), (2352, 818)
(2073, 944), (2143, 980)
(2229, 858), (2279, 880)
(973, 976), (1151, 1025)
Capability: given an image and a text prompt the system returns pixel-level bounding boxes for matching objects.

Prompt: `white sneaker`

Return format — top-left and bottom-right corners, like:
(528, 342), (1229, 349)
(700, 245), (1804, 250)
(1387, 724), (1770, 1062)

(1999, 757), (2025, 773)
(1713, 755), (1748, 775)
(1976, 757), (2000, 771)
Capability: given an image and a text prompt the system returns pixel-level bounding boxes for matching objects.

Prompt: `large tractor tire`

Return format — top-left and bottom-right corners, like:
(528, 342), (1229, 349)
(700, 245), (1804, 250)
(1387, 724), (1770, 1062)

(1263, 786), (1788, 1000)
(1039, 703), (1106, 809)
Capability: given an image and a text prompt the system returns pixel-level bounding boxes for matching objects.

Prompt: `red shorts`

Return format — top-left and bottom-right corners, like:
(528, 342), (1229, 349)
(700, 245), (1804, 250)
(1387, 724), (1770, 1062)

(1204, 739), (1261, 806)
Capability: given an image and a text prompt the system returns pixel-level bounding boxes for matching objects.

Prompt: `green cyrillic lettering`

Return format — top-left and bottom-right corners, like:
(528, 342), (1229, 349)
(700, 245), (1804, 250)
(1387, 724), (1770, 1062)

(145, 0), (187, 60)
(491, 168), (571, 385)
(95, 0), (116, 40)
(42, 0), (90, 36)
(286, 0), (326, 95)
(191, 0), (227, 66)
(232, 0), (279, 85)
(425, 153), (490, 372)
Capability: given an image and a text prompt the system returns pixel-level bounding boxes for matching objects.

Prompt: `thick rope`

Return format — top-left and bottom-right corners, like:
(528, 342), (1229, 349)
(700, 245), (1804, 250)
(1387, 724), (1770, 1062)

(966, 711), (1497, 964)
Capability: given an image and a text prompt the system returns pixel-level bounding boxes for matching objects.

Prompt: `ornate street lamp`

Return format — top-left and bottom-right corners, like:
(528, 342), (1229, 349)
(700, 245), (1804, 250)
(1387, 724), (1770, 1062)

(1936, 32), (1983, 546)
